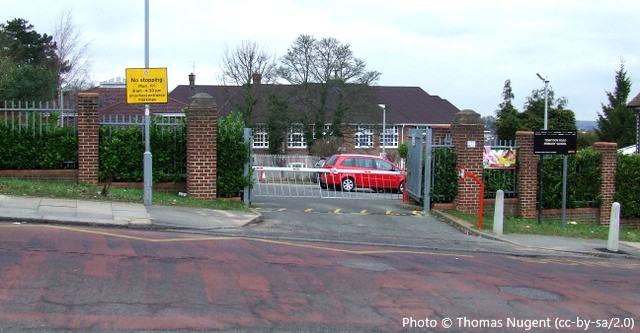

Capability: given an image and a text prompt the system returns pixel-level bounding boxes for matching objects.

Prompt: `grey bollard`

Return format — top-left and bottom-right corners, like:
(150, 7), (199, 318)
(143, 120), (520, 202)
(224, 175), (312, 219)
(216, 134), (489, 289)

(607, 202), (621, 252)
(493, 190), (504, 235)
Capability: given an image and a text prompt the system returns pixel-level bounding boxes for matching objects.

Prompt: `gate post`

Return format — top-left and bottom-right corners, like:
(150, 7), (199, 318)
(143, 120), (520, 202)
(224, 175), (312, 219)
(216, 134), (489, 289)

(515, 131), (537, 218)
(77, 92), (100, 185)
(186, 93), (218, 199)
(594, 142), (618, 224)
(452, 109), (484, 214)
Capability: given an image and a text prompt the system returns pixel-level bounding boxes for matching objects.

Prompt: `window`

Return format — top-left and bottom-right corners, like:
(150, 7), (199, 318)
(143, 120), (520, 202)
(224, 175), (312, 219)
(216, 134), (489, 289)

(355, 125), (373, 148)
(355, 158), (374, 168)
(380, 125), (398, 148)
(287, 125), (307, 148)
(375, 159), (394, 171)
(252, 126), (269, 148)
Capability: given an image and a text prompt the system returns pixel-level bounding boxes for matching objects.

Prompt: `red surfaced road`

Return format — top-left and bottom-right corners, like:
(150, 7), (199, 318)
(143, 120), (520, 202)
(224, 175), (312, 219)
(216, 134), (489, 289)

(0, 225), (638, 332)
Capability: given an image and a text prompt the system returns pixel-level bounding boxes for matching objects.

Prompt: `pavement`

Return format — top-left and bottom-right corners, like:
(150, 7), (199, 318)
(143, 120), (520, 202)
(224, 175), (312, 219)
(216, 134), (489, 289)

(1, 194), (639, 259)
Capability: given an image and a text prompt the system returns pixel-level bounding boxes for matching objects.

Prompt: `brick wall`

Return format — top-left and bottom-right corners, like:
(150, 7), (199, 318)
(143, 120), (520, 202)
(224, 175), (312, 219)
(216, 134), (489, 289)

(452, 110), (484, 214)
(0, 169), (78, 183)
(186, 93), (217, 199)
(76, 92), (100, 184)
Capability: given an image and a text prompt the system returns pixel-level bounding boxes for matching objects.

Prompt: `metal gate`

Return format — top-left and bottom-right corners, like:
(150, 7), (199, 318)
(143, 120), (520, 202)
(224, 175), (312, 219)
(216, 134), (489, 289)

(246, 129), (403, 201)
(406, 128), (431, 211)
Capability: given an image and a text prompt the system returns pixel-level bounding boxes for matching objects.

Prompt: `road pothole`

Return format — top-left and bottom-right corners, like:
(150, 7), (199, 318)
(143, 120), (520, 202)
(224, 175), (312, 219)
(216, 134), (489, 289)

(337, 259), (396, 272)
(498, 286), (562, 301)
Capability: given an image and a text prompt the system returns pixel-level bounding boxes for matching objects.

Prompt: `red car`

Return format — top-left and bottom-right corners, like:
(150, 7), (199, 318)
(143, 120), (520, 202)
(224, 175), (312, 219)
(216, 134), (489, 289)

(319, 154), (406, 193)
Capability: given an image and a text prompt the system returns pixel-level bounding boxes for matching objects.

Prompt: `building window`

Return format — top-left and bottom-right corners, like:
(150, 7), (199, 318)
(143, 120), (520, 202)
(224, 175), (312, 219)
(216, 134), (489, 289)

(380, 125), (398, 148)
(252, 126), (269, 149)
(288, 125), (307, 148)
(355, 125), (373, 148)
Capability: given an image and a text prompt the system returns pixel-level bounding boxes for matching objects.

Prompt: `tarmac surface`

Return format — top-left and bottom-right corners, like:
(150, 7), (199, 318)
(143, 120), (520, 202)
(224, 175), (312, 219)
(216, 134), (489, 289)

(1, 194), (639, 259)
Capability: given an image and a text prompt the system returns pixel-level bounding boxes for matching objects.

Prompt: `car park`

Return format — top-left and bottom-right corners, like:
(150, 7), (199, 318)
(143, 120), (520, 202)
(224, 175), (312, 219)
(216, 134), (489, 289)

(319, 154), (405, 193)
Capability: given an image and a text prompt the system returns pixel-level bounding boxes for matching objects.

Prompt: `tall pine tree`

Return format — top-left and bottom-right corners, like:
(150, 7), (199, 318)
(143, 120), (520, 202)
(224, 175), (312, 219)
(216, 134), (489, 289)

(597, 61), (635, 147)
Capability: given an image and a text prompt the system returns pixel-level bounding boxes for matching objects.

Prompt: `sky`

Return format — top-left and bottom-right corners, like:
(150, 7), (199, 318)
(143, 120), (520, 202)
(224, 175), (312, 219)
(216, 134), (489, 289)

(3, 0), (640, 121)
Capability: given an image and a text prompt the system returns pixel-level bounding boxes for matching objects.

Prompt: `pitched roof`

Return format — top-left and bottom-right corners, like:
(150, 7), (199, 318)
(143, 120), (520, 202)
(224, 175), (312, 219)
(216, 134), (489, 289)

(628, 92), (640, 109)
(169, 83), (459, 125)
(79, 86), (187, 115)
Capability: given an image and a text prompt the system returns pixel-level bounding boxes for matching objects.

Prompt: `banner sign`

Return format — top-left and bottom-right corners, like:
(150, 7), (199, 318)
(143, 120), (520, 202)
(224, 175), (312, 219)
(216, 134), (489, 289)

(533, 130), (577, 154)
(483, 147), (517, 169)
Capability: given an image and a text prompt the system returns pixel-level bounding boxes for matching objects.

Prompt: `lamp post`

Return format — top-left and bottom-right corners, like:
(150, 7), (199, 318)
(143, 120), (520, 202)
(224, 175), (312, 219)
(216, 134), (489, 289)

(378, 104), (386, 157)
(536, 73), (549, 130)
(143, 0), (153, 206)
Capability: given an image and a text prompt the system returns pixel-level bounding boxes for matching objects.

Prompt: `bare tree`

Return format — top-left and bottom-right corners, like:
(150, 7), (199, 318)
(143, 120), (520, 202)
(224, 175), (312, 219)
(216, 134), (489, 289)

(279, 35), (380, 85)
(53, 9), (92, 106)
(219, 40), (277, 85)
(277, 34), (315, 85)
(277, 34), (381, 147)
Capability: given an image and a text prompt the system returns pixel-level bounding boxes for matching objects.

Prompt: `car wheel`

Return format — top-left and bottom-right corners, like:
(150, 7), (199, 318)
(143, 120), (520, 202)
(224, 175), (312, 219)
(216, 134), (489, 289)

(397, 182), (404, 194)
(320, 182), (327, 189)
(341, 177), (355, 192)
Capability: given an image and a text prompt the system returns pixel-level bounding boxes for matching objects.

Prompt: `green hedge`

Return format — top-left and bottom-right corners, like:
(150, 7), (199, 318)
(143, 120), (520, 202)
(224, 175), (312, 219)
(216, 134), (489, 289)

(216, 112), (251, 198)
(99, 124), (186, 183)
(541, 147), (601, 209)
(616, 153), (640, 218)
(0, 124), (77, 169)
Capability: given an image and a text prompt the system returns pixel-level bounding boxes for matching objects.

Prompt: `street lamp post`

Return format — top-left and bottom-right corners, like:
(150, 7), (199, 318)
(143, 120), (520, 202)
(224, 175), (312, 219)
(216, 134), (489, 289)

(378, 104), (386, 157)
(536, 73), (549, 130)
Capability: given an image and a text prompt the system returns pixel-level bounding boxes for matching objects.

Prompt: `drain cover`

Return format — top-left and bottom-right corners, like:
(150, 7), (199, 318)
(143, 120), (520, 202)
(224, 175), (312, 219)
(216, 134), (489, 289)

(337, 259), (396, 272)
(499, 286), (562, 301)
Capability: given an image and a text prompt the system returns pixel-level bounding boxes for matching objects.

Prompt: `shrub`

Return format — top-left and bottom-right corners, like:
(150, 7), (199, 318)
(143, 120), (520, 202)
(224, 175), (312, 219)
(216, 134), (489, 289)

(217, 112), (251, 197)
(616, 153), (640, 218)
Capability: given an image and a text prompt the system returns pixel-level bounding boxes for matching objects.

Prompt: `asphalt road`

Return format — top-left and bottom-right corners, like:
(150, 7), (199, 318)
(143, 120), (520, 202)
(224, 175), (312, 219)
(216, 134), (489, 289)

(246, 194), (540, 255)
(0, 224), (637, 332)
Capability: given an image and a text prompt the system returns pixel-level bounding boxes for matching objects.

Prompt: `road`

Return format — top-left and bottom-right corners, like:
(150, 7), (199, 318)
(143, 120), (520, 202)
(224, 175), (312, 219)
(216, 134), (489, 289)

(0, 224), (638, 332)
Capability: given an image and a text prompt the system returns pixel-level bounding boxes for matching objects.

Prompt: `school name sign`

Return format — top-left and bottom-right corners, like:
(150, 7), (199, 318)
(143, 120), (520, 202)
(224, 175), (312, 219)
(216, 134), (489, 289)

(533, 130), (577, 155)
(125, 68), (168, 104)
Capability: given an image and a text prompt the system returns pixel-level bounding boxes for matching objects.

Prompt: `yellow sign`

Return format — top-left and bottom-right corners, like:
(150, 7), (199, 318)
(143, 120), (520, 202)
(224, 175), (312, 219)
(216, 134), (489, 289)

(125, 68), (168, 104)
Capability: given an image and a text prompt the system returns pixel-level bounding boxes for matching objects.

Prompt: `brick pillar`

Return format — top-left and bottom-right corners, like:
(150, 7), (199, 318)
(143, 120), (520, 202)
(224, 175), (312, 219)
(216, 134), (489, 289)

(186, 93), (217, 199)
(594, 142), (618, 224)
(452, 109), (484, 214)
(516, 131), (538, 218)
(77, 92), (100, 184)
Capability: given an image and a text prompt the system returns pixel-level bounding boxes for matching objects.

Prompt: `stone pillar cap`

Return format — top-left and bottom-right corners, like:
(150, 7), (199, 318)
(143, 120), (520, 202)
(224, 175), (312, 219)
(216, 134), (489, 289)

(189, 93), (217, 108)
(453, 109), (482, 125)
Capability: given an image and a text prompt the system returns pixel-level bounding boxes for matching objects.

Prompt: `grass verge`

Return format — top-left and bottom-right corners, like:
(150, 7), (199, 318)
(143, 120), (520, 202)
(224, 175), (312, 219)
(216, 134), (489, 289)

(0, 178), (246, 211)
(444, 210), (639, 243)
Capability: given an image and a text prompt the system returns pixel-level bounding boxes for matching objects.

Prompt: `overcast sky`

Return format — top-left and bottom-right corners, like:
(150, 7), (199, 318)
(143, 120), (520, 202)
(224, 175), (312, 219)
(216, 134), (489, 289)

(4, 0), (640, 120)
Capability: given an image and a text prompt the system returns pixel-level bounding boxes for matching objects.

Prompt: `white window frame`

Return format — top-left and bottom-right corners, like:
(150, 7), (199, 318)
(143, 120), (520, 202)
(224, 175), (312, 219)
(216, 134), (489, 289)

(287, 125), (307, 149)
(380, 125), (398, 148)
(355, 125), (374, 148)
(252, 125), (269, 149)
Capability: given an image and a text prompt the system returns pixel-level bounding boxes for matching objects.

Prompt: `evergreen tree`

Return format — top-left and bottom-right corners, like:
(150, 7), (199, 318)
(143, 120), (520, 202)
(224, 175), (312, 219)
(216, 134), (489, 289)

(494, 80), (521, 141)
(0, 18), (59, 101)
(596, 62), (635, 147)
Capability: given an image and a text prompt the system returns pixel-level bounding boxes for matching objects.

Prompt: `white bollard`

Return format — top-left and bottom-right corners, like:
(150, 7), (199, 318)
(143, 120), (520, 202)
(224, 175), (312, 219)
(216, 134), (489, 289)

(607, 202), (621, 252)
(493, 190), (504, 235)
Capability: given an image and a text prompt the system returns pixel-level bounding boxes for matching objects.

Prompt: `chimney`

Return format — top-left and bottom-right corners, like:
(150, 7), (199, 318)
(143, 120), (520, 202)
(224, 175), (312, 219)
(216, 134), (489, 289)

(252, 73), (262, 85)
(188, 73), (196, 88)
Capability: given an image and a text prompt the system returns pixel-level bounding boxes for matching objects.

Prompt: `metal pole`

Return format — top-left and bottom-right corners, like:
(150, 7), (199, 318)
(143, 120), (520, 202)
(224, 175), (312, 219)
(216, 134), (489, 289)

(423, 127), (432, 214)
(536, 73), (549, 223)
(243, 128), (253, 206)
(378, 104), (386, 158)
(561, 155), (568, 224)
(143, 0), (153, 206)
